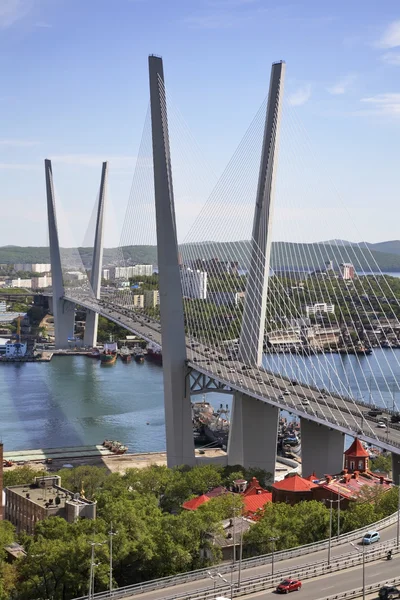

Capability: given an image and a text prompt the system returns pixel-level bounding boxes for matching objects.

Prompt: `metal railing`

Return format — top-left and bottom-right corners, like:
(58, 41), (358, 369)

(73, 540), (398, 600)
(72, 511), (399, 600)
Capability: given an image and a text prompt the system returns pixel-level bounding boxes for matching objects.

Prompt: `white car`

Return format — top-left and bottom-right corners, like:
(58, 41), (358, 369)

(377, 421), (387, 428)
(301, 399), (310, 405)
(229, 367), (236, 373)
(283, 390), (291, 396)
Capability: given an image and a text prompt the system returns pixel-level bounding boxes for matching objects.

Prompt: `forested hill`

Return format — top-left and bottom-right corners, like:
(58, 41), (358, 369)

(1, 240), (400, 272)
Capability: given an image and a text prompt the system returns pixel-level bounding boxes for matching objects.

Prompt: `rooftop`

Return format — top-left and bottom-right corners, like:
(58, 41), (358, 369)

(344, 438), (370, 458)
(272, 473), (319, 492)
(6, 476), (95, 511)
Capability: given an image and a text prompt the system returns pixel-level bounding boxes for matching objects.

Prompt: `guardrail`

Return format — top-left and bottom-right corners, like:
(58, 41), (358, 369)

(320, 577), (400, 600)
(72, 512), (399, 600)
(75, 541), (398, 600)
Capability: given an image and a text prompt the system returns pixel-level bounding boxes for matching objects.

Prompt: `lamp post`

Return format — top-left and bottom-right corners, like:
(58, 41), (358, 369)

(207, 571), (217, 594)
(88, 541), (107, 600)
(109, 522), (118, 595)
(238, 515), (245, 589)
(350, 541), (365, 600)
(268, 536), (279, 577)
(217, 572), (233, 599)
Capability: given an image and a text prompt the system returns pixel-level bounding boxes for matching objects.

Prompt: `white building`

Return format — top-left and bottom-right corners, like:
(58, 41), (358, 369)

(8, 278), (32, 289)
(0, 301), (6, 313)
(14, 263), (51, 273)
(181, 268), (207, 300)
(111, 264), (153, 280)
(102, 269), (110, 280)
(32, 275), (52, 289)
(306, 303), (335, 317)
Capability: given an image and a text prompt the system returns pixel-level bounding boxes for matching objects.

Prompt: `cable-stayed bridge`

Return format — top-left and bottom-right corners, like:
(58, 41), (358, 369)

(43, 55), (400, 481)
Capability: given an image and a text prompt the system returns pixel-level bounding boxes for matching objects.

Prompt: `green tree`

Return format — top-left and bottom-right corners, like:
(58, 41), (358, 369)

(370, 454), (392, 475)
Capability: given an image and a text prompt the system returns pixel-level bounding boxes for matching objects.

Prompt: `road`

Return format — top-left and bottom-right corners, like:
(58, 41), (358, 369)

(110, 522), (398, 600)
(65, 291), (400, 455)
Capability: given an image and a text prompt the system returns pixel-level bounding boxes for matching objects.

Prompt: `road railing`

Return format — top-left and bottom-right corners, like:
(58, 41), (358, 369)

(319, 576), (400, 600)
(72, 532), (399, 600)
(73, 540), (398, 600)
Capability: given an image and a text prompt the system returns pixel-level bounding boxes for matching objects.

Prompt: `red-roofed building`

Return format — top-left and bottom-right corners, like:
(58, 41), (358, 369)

(344, 438), (369, 473)
(272, 474), (318, 505)
(182, 494), (210, 511)
(242, 477), (272, 518)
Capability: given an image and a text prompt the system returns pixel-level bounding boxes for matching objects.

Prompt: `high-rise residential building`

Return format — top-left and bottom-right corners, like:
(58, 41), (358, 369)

(102, 269), (110, 280)
(31, 275), (52, 289)
(340, 263), (355, 280)
(14, 264), (51, 273)
(8, 278), (32, 289)
(144, 290), (160, 308)
(111, 264), (153, 280)
(306, 303), (335, 316)
(181, 268), (207, 300)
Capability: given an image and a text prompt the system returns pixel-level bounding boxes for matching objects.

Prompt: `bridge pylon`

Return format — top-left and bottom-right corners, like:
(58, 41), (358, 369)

(84, 162), (108, 348)
(148, 55), (195, 467)
(45, 159), (76, 349)
(229, 62), (285, 473)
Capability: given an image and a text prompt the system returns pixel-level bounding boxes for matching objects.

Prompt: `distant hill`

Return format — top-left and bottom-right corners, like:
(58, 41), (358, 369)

(362, 240), (400, 257)
(2, 241), (400, 272)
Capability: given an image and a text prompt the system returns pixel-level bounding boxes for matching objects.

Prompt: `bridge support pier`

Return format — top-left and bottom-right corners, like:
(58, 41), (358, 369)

(300, 419), (344, 478)
(149, 56), (195, 467)
(83, 161), (108, 349)
(228, 392), (279, 475)
(391, 453), (400, 484)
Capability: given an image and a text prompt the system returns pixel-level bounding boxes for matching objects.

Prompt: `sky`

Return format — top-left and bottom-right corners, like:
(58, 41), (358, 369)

(1, 0), (400, 248)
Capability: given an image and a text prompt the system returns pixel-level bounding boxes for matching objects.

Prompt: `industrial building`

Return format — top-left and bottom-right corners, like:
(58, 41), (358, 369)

(5, 475), (96, 534)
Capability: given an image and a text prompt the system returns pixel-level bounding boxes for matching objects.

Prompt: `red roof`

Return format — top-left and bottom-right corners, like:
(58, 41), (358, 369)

(243, 492), (272, 515)
(182, 494), (210, 510)
(206, 486), (227, 498)
(305, 471), (318, 482)
(344, 438), (369, 458)
(272, 474), (318, 492)
(243, 477), (267, 497)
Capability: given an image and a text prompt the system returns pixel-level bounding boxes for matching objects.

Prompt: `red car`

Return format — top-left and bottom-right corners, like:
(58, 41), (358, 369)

(276, 579), (302, 593)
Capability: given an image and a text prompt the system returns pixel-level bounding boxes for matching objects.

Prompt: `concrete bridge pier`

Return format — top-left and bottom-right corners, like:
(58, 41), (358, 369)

(300, 418), (344, 478)
(228, 392), (279, 475)
(391, 453), (400, 484)
(48, 296), (75, 348)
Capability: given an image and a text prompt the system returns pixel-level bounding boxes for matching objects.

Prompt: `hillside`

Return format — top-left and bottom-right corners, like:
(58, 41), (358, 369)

(2, 241), (400, 272)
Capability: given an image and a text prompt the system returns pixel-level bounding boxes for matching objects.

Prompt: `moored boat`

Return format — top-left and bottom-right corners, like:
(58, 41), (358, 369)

(120, 346), (132, 362)
(100, 341), (118, 365)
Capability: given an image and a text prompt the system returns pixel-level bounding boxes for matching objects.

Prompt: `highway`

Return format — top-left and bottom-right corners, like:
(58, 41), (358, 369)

(109, 521), (398, 600)
(66, 291), (400, 455)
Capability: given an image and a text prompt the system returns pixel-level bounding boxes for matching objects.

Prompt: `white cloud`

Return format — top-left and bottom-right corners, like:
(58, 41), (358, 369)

(0, 139), (39, 147)
(327, 74), (356, 95)
(51, 154), (136, 169)
(382, 52), (400, 66)
(359, 93), (400, 117)
(288, 84), (311, 107)
(0, 0), (34, 28)
(377, 20), (400, 48)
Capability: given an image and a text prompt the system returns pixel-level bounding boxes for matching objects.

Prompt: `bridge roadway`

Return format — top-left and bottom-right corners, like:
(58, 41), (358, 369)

(107, 522), (398, 600)
(65, 292), (400, 455)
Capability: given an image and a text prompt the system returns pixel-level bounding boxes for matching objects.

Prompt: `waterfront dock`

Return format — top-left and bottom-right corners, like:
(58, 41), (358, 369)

(3, 445), (299, 479)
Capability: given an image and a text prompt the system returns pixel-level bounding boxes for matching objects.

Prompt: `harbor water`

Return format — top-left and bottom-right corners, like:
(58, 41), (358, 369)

(0, 348), (399, 452)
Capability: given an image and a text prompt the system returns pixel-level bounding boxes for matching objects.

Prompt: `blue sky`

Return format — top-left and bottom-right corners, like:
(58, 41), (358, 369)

(1, 0), (400, 247)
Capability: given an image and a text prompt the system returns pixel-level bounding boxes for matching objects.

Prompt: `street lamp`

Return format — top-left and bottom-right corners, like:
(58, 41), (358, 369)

(207, 571), (217, 594)
(217, 572), (233, 599)
(350, 541), (365, 600)
(268, 536), (279, 577)
(88, 541), (107, 600)
(109, 522), (118, 595)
